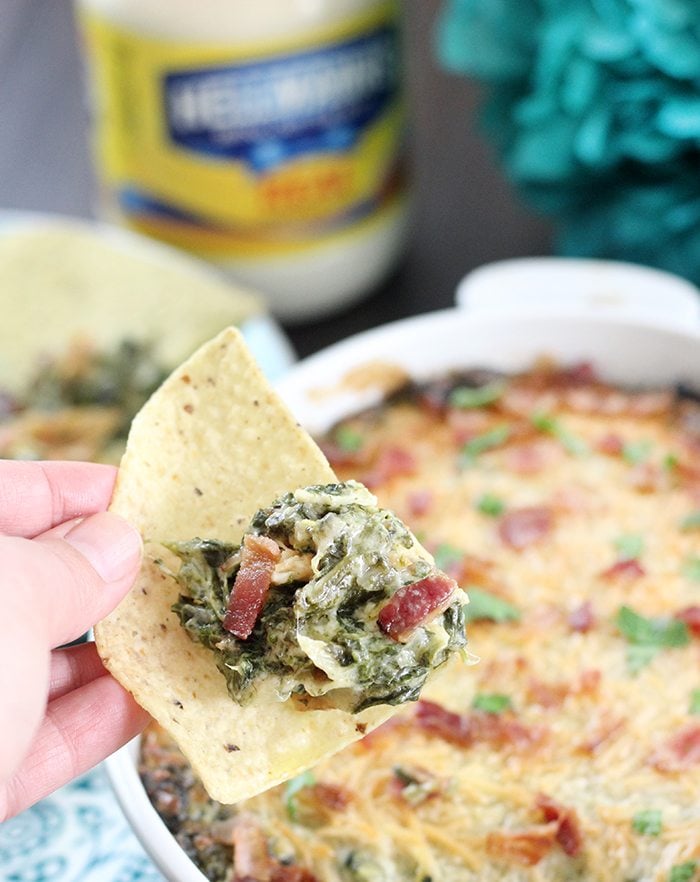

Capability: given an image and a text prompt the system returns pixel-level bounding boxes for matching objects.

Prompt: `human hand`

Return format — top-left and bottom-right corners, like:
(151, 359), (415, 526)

(0, 460), (147, 822)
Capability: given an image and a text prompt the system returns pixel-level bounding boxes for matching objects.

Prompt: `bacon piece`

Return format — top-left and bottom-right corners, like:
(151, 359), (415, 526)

(223, 535), (281, 639)
(527, 678), (569, 709)
(415, 700), (545, 751)
(498, 506), (554, 550)
(446, 408), (493, 444)
(311, 783), (351, 812)
(504, 440), (562, 475)
(536, 794), (582, 857)
(599, 558), (645, 581)
(576, 669), (602, 695)
(271, 867), (318, 882)
(485, 827), (557, 867)
(233, 818), (273, 882)
(628, 462), (663, 493)
(577, 712), (625, 754)
(676, 606), (700, 637)
(596, 433), (624, 456)
(378, 573), (457, 641)
(406, 489), (433, 517)
(569, 601), (596, 633)
(363, 445), (416, 488)
(651, 725), (700, 772)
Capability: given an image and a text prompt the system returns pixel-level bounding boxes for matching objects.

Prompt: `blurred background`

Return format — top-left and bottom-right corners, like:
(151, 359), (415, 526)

(0, 0), (553, 357)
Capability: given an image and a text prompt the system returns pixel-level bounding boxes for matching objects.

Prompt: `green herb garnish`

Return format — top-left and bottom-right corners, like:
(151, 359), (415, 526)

(472, 693), (512, 714)
(613, 533), (645, 561)
(616, 605), (690, 673)
(284, 770), (315, 821)
(683, 555), (700, 583)
(530, 411), (589, 456)
(631, 808), (662, 836)
(449, 382), (504, 409)
(670, 862), (697, 882)
(681, 510), (700, 532)
(475, 493), (505, 517)
(460, 425), (511, 464)
(464, 588), (521, 623)
(664, 452), (680, 471)
(334, 425), (364, 453)
(690, 689), (700, 715)
(622, 439), (653, 465)
(433, 543), (464, 573)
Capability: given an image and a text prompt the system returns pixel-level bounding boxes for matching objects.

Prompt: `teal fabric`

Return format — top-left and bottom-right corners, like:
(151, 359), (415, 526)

(436, 0), (700, 282)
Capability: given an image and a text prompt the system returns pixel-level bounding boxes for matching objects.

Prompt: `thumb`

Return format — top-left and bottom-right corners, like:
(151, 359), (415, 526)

(4, 511), (143, 650)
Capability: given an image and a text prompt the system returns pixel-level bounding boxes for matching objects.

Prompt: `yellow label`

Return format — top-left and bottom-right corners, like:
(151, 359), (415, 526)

(80, 4), (407, 257)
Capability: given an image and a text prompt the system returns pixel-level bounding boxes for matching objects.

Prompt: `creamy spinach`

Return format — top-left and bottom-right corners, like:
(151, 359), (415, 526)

(170, 482), (467, 712)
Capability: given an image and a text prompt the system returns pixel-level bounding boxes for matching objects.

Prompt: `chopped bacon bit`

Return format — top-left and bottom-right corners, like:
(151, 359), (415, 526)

(504, 440), (562, 475)
(363, 445), (417, 488)
(651, 725), (700, 772)
(406, 489), (433, 517)
(578, 713), (626, 754)
(415, 700), (545, 752)
(527, 679), (569, 709)
(569, 601), (596, 633)
(232, 817), (273, 882)
(446, 408), (493, 444)
(485, 827), (557, 866)
(498, 506), (554, 550)
(563, 361), (598, 385)
(628, 462), (663, 493)
(271, 867), (319, 882)
(223, 535), (281, 639)
(378, 573), (457, 641)
(599, 558), (646, 581)
(311, 783), (351, 812)
(675, 606), (700, 638)
(627, 390), (674, 417)
(576, 669), (602, 694)
(536, 794), (583, 857)
(597, 433), (624, 456)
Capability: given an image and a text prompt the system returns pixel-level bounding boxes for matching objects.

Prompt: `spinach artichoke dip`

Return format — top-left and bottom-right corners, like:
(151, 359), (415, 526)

(0, 338), (167, 462)
(168, 481), (468, 714)
(141, 359), (700, 882)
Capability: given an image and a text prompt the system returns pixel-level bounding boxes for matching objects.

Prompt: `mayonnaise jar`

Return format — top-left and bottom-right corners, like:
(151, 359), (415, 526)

(76, 0), (410, 321)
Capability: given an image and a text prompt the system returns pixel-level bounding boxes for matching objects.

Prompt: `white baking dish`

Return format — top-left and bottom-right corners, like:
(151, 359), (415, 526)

(104, 257), (700, 881)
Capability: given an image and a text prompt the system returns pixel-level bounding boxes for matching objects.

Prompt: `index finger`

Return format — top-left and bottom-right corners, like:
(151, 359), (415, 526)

(0, 461), (118, 538)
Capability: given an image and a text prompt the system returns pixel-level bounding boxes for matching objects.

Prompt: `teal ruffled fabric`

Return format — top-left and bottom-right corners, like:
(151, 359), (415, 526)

(437, 0), (700, 281)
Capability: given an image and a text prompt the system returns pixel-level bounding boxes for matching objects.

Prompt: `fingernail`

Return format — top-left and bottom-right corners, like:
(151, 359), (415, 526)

(64, 512), (142, 583)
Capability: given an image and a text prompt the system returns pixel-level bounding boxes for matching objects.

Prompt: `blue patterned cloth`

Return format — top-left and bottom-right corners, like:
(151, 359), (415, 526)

(436, 0), (700, 284)
(0, 768), (161, 882)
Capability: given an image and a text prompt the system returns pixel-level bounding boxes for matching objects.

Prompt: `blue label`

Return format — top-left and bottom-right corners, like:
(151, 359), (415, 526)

(163, 26), (399, 171)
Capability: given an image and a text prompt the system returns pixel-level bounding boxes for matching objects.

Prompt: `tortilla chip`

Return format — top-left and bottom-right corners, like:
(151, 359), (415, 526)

(95, 328), (394, 804)
(0, 224), (260, 392)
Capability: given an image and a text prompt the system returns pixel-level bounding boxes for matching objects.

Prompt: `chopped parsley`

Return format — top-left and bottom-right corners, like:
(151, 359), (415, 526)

(631, 808), (662, 836)
(464, 588), (521, 623)
(460, 425), (511, 464)
(284, 770), (315, 821)
(622, 439), (653, 465)
(690, 689), (700, 715)
(616, 605), (690, 673)
(433, 543), (464, 572)
(683, 555), (700, 583)
(613, 533), (645, 561)
(530, 411), (589, 456)
(681, 510), (700, 531)
(449, 382), (505, 409)
(664, 452), (680, 471)
(670, 862), (697, 882)
(475, 493), (505, 517)
(472, 693), (512, 714)
(333, 425), (364, 453)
